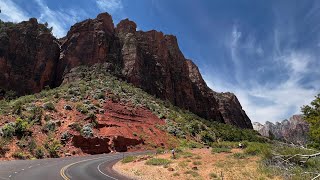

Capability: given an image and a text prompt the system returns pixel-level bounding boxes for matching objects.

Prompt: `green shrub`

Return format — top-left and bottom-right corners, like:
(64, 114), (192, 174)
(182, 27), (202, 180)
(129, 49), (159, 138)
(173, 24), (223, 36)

(34, 147), (45, 159)
(69, 122), (82, 132)
(29, 106), (42, 124)
(209, 172), (218, 179)
(76, 103), (88, 114)
(12, 151), (27, 159)
(45, 139), (61, 158)
(145, 158), (172, 166)
(43, 102), (56, 111)
(192, 161), (202, 165)
(122, 156), (136, 163)
(211, 147), (231, 154)
(244, 142), (270, 156)
(2, 123), (15, 138)
(184, 170), (200, 177)
(81, 124), (93, 138)
(233, 153), (247, 159)
(43, 120), (56, 132)
(211, 141), (238, 149)
(15, 118), (31, 137)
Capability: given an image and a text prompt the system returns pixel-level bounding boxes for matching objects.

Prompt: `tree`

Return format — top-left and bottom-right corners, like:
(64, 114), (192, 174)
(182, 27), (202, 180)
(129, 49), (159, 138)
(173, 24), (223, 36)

(301, 94), (320, 148)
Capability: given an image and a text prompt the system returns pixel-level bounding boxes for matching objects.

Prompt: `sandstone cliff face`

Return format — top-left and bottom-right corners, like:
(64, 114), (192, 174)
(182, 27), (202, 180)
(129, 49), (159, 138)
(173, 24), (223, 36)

(57, 14), (251, 128)
(0, 18), (60, 95)
(0, 13), (252, 129)
(253, 115), (309, 145)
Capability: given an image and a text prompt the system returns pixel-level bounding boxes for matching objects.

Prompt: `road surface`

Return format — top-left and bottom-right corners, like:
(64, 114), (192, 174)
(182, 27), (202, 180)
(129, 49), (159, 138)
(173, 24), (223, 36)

(0, 151), (147, 180)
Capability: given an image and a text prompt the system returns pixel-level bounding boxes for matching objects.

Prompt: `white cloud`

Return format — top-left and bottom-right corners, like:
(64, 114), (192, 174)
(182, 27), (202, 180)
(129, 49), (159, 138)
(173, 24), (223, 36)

(202, 23), (319, 124)
(34, 0), (88, 38)
(96, 0), (123, 13)
(203, 51), (319, 123)
(0, 0), (29, 22)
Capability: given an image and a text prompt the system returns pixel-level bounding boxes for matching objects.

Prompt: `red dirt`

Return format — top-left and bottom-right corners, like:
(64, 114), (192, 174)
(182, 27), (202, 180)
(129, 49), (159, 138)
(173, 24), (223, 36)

(0, 97), (171, 159)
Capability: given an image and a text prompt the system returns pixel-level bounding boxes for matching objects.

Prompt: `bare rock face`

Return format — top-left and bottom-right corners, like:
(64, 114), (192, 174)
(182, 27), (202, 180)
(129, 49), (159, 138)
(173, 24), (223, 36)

(253, 115), (309, 145)
(0, 18), (60, 95)
(56, 13), (120, 84)
(213, 92), (253, 129)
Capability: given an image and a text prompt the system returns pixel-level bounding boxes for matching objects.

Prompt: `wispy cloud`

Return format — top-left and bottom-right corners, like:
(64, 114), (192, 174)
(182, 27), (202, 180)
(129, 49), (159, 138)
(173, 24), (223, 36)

(96, 0), (123, 13)
(34, 0), (88, 38)
(0, 0), (29, 22)
(203, 19), (319, 123)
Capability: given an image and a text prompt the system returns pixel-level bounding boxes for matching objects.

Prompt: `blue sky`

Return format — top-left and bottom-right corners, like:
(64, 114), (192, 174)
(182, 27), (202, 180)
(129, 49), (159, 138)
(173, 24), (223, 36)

(1, 0), (320, 123)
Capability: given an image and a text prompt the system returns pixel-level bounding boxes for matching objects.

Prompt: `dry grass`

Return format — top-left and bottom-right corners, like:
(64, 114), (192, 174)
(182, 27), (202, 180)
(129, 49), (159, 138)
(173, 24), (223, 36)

(113, 148), (282, 180)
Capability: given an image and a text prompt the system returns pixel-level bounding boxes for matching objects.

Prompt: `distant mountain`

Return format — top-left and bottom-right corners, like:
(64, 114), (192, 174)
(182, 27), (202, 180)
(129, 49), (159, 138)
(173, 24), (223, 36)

(253, 115), (309, 145)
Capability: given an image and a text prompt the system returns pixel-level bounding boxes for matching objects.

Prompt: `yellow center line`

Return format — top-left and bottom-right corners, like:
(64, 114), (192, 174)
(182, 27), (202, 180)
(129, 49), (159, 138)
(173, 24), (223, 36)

(60, 156), (119, 180)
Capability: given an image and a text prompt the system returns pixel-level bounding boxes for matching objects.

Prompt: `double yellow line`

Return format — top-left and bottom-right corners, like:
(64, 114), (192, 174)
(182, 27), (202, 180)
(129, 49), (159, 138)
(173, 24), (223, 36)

(60, 157), (109, 180)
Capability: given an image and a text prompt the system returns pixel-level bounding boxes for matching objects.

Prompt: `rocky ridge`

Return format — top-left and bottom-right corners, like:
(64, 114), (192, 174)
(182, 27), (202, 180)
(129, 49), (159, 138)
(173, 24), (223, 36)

(0, 13), (252, 129)
(253, 115), (309, 145)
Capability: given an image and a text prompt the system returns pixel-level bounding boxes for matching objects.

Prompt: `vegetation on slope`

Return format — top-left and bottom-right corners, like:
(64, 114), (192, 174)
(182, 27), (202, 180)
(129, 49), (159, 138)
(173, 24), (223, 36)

(0, 63), (264, 159)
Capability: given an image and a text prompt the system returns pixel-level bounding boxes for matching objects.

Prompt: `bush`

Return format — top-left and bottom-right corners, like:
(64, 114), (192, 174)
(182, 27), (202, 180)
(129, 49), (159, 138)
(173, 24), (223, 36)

(43, 102), (56, 111)
(192, 161), (202, 165)
(211, 141), (238, 149)
(209, 172), (218, 179)
(1, 123), (15, 138)
(43, 120), (56, 132)
(29, 106), (42, 124)
(233, 153), (247, 159)
(12, 151), (27, 159)
(184, 170), (200, 177)
(211, 147), (231, 153)
(81, 124), (93, 138)
(76, 103), (88, 114)
(45, 139), (61, 158)
(122, 156), (136, 163)
(15, 118), (31, 137)
(145, 158), (172, 166)
(244, 142), (270, 156)
(34, 147), (45, 159)
(69, 122), (81, 132)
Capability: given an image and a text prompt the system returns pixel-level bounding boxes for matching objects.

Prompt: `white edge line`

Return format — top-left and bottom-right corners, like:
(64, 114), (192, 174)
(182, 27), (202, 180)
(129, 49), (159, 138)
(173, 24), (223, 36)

(97, 160), (118, 180)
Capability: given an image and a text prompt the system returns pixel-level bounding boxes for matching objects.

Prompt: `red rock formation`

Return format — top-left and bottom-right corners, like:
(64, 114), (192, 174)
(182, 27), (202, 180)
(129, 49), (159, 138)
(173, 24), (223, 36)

(0, 13), (252, 129)
(0, 18), (60, 95)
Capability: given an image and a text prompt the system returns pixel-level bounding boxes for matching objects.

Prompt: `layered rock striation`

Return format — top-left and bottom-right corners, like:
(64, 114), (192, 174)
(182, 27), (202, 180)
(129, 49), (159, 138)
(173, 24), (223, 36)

(0, 13), (252, 129)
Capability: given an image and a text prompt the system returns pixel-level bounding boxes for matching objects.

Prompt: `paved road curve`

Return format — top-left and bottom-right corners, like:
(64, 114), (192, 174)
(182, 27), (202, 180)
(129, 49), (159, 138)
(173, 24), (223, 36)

(0, 151), (147, 180)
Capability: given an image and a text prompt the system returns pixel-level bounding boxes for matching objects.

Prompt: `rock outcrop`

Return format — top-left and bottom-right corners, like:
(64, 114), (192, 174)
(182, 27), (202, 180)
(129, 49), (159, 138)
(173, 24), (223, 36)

(57, 13), (252, 128)
(253, 115), (309, 145)
(0, 13), (252, 129)
(0, 18), (60, 95)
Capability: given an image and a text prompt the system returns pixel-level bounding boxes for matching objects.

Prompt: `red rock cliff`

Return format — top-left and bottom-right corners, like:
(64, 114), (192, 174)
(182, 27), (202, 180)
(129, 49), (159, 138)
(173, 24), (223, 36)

(57, 13), (252, 128)
(0, 13), (252, 129)
(0, 18), (60, 95)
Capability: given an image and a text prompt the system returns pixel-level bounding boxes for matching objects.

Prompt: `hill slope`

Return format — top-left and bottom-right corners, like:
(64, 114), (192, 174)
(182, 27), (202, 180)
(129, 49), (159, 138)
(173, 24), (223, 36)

(0, 64), (264, 159)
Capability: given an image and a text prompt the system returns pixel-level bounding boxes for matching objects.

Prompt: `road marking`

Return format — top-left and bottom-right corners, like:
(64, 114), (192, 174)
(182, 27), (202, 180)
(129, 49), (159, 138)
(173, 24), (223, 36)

(97, 161), (118, 180)
(60, 155), (121, 180)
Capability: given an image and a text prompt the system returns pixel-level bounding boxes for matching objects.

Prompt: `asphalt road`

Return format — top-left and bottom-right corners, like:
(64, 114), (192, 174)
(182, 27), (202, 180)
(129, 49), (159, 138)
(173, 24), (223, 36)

(0, 151), (147, 180)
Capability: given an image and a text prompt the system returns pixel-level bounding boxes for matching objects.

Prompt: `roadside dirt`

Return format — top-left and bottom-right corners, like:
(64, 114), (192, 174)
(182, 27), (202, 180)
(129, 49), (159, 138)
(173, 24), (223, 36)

(113, 148), (282, 180)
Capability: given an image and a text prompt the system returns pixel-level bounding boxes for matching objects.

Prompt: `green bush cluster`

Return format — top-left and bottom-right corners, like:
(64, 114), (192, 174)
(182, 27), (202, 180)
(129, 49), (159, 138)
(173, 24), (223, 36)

(145, 158), (172, 166)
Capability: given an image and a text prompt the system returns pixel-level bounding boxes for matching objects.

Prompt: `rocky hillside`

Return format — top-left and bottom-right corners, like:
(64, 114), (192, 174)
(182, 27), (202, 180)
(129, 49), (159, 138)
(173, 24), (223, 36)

(0, 64), (264, 159)
(0, 13), (252, 129)
(253, 115), (309, 145)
